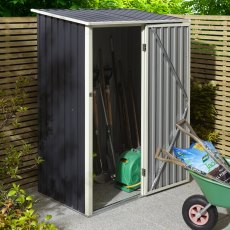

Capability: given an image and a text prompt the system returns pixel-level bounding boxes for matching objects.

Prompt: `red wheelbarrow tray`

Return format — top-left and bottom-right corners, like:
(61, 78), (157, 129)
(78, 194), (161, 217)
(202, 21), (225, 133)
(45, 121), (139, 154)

(189, 157), (230, 209)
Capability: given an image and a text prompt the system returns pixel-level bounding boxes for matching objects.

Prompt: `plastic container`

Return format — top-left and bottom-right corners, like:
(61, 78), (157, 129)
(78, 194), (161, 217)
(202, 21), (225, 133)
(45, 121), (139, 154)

(115, 148), (141, 192)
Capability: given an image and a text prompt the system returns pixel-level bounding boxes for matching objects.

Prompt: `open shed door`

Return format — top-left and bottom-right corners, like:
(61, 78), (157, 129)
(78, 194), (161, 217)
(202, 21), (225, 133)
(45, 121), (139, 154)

(141, 23), (190, 196)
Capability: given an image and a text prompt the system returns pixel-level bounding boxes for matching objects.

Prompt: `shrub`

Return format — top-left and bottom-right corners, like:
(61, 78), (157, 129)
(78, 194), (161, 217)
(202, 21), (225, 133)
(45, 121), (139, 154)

(0, 77), (57, 229)
(0, 76), (43, 182)
(0, 183), (57, 230)
(190, 79), (219, 142)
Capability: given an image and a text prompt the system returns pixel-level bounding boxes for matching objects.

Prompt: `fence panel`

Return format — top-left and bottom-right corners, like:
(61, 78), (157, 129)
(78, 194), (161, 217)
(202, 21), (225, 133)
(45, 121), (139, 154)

(0, 17), (38, 188)
(1, 15), (230, 188)
(174, 15), (230, 157)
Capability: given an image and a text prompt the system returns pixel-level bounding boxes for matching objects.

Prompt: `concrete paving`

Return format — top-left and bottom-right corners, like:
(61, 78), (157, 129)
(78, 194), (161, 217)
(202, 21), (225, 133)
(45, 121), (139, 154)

(32, 180), (230, 230)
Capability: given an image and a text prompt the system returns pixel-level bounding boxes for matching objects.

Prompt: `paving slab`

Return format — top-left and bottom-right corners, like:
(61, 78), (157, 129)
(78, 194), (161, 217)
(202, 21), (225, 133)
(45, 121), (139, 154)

(32, 180), (230, 230)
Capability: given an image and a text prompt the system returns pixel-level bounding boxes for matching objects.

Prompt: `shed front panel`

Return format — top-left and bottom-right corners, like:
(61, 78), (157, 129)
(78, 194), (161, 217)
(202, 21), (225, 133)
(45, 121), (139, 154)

(148, 24), (190, 191)
(38, 15), (85, 212)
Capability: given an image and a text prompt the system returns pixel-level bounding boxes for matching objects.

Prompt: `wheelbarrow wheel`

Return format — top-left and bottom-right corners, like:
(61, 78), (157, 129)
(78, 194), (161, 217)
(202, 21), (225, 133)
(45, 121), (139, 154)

(182, 195), (218, 230)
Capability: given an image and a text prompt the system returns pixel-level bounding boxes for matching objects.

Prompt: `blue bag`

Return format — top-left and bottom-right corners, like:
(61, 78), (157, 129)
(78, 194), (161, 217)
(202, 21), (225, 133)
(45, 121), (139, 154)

(173, 142), (230, 184)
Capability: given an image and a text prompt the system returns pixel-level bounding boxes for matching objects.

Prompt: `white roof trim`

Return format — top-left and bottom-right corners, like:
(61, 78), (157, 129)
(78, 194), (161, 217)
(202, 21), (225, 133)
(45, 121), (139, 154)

(31, 9), (91, 25)
(31, 9), (188, 27)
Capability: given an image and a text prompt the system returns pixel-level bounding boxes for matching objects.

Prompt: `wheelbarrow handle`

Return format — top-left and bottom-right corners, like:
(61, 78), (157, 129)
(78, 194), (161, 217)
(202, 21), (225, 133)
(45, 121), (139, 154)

(176, 119), (199, 140)
(176, 120), (230, 173)
(176, 123), (203, 147)
(155, 148), (186, 167)
(176, 118), (186, 126)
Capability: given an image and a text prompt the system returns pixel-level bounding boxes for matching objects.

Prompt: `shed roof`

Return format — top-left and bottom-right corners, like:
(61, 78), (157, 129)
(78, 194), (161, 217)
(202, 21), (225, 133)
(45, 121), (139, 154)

(31, 9), (188, 27)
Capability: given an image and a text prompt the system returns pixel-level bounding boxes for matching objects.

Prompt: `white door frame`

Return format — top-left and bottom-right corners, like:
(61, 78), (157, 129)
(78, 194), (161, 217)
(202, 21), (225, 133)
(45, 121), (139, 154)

(141, 25), (149, 196)
(85, 26), (93, 216)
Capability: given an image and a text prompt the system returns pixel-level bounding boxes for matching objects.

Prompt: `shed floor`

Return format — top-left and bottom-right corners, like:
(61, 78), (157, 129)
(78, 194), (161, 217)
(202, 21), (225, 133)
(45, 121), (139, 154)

(93, 181), (140, 210)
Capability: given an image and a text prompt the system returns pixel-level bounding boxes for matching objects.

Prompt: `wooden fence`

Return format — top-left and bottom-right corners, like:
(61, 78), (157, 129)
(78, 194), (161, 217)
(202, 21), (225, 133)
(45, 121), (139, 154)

(0, 17), (38, 188)
(1, 15), (230, 187)
(176, 15), (230, 156)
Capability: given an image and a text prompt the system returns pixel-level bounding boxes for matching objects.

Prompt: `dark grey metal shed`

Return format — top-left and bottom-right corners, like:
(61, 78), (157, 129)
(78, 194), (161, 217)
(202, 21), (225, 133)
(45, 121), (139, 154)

(32, 8), (190, 216)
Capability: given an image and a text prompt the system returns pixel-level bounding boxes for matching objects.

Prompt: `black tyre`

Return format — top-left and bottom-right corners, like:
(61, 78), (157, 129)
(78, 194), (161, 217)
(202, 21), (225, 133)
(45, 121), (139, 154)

(182, 195), (218, 230)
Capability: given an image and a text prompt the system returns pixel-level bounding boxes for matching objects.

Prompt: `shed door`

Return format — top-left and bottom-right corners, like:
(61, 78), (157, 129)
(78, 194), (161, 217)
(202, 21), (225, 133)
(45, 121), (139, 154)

(142, 23), (190, 195)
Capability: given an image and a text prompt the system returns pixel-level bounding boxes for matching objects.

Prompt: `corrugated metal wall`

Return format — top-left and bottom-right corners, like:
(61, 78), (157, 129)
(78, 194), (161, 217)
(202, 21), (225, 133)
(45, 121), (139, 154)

(148, 24), (190, 191)
(38, 15), (85, 212)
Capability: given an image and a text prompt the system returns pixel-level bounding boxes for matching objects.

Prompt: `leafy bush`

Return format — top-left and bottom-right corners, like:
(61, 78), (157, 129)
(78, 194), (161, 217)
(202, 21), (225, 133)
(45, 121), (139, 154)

(0, 77), (43, 182)
(0, 77), (57, 229)
(183, 0), (230, 15)
(70, 0), (190, 14)
(0, 0), (191, 16)
(190, 79), (219, 142)
(0, 183), (57, 230)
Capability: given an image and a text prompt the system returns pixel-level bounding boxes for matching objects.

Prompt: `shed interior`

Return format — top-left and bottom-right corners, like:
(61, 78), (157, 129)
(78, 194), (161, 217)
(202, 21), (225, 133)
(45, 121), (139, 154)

(92, 26), (142, 210)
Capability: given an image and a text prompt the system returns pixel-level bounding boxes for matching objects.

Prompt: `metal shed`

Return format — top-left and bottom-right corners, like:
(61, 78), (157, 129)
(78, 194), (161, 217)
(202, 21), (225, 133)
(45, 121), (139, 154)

(32, 8), (190, 216)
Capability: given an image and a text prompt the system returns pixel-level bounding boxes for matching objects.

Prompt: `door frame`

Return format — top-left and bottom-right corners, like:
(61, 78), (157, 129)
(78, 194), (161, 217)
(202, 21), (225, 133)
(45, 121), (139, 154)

(141, 25), (149, 196)
(85, 26), (93, 216)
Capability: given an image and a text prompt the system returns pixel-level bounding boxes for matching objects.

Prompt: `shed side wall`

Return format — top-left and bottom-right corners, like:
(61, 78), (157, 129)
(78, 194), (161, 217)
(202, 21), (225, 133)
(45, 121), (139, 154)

(38, 15), (85, 213)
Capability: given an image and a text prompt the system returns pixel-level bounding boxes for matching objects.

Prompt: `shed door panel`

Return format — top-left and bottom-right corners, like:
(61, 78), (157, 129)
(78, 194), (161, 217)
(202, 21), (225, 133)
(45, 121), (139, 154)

(148, 24), (190, 192)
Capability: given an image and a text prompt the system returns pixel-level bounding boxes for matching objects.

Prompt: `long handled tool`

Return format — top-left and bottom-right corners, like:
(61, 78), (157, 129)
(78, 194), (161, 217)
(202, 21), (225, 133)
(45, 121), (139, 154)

(104, 66), (113, 128)
(118, 61), (132, 148)
(98, 82), (116, 174)
(110, 36), (127, 151)
(98, 50), (116, 175)
(128, 71), (140, 147)
(93, 89), (111, 183)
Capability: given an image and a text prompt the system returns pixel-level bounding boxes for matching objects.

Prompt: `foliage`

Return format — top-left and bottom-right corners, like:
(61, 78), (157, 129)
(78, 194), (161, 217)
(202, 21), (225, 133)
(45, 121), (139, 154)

(190, 79), (219, 142)
(183, 0), (230, 15)
(0, 76), (43, 182)
(0, 77), (56, 229)
(0, 183), (57, 230)
(0, 0), (191, 16)
(72, 0), (191, 14)
(0, 0), (72, 16)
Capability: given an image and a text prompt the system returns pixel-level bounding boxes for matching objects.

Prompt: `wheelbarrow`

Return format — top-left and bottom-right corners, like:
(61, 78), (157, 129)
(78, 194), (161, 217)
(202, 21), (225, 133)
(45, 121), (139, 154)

(155, 119), (230, 230)
(183, 160), (230, 229)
